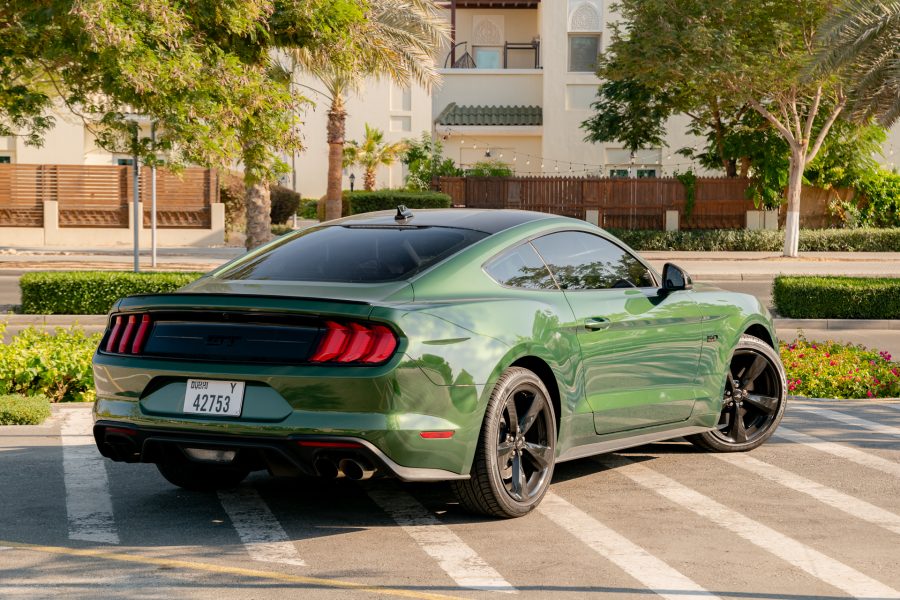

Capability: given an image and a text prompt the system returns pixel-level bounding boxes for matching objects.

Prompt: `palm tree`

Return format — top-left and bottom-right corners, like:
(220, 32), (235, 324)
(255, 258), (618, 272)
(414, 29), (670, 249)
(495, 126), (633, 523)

(343, 124), (407, 190)
(814, 0), (900, 127)
(292, 0), (449, 220)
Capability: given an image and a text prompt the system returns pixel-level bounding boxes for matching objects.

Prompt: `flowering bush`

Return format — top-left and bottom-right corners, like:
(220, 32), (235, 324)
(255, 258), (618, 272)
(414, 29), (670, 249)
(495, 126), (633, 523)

(780, 336), (900, 399)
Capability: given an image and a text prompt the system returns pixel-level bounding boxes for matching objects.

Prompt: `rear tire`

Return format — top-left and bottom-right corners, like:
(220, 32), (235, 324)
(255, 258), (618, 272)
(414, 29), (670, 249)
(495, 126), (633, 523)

(687, 334), (787, 452)
(156, 460), (250, 491)
(453, 367), (556, 518)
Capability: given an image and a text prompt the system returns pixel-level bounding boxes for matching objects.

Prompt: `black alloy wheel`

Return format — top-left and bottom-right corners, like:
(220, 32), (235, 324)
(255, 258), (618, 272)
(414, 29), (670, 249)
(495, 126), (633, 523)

(688, 334), (787, 452)
(453, 367), (557, 518)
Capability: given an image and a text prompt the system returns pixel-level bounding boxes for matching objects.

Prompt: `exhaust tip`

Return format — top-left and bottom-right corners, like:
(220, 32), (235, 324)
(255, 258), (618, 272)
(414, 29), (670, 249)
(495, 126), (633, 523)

(315, 457), (340, 479)
(338, 458), (375, 481)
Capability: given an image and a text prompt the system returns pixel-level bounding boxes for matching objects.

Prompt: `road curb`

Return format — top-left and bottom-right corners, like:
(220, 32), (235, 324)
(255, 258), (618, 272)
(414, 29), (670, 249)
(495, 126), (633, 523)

(789, 395), (900, 403)
(1, 315), (106, 326)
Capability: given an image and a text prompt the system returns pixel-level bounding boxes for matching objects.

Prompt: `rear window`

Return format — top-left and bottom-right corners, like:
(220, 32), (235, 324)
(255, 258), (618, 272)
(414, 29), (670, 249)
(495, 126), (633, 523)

(215, 225), (489, 283)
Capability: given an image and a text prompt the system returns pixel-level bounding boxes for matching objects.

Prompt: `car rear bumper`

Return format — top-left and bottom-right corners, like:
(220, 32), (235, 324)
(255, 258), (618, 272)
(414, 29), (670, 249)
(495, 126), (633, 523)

(94, 419), (469, 482)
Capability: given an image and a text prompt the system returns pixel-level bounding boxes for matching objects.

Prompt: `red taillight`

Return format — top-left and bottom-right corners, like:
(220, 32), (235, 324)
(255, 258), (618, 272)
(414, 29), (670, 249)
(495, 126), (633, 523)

(310, 321), (350, 362)
(131, 314), (152, 354)
(105, 316), (124, 353)
(420, 431), (455, 439)
(117, 315), (137, 353)
(105, 313), (152, 355)
(311, 320), (398, 365)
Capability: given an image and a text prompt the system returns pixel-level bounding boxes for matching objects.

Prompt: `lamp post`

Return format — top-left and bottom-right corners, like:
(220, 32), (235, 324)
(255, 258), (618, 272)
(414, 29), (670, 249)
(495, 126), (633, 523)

(349, 173), (355, 192)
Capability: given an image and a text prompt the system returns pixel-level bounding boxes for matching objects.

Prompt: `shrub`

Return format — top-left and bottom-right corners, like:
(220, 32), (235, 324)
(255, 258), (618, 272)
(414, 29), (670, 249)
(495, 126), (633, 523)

(465, 160), (513, 177)
(781, 337), (900, 399)
(20, 271), (202, 315)
(316, 195), (352, 221)
(346, 190), (452, 214)
(608, 228), (900, 252)
(773, 276), (900, 319)
(299, 198), (318, 219)
(0, 323), (100, 402)
(219, 172), (246, 235)
(270, 223), (294, 236)
(0, 394), (52, 425)
(270, 185), (302, 224)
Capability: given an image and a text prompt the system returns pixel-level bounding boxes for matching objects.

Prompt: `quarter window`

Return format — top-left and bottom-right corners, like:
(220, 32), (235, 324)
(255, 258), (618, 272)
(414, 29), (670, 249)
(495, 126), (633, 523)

(485, 243), (557, 290)
(531, 231), (654, 290)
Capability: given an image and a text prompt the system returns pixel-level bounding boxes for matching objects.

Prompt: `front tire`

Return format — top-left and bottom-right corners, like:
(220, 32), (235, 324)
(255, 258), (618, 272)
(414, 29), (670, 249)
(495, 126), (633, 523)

(687, 334), (787, 452)
(453, 367), (556, 518)
(156, 460), (250, 491)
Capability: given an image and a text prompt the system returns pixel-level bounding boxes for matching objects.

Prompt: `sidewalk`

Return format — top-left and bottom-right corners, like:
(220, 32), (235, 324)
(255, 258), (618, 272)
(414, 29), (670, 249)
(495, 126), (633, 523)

(641, 251), (900, 279)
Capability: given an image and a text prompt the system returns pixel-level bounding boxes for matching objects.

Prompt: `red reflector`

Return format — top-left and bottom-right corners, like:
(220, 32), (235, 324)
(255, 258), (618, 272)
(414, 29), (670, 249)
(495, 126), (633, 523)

(117, 315), (137, 354)
(131, 314), (152, 354)
(311, 321), (350, 362)
(361, 325), (398, 363)
(420, 431), (455, 439)
(336, 323), (375, 363)
(105, 427), (137, 436)
(296, 440), (363, 449)
(105, 316), (124, 353)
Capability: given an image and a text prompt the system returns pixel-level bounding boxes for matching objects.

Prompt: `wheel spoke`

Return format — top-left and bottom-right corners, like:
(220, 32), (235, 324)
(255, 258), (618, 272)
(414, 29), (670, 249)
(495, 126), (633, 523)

(730, 403), (748, 443)
(518, 393), (544, 435)
(497, 440), (514, 465)
(505, 395), (519, 434)
(523, 442), (552, 469)
(744, 393), (779, 414)
(742, 355), (768, 389)
(725, 369), (738, 393)
(510, 453), (526, 500)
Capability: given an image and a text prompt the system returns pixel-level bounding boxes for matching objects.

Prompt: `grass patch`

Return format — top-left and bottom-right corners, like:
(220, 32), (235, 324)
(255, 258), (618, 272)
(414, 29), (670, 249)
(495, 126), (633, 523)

(0, 394), (52, 425)
(773, 276), (900, 319)
(781, 337), (900, 399)
(20, 271), (202, 315)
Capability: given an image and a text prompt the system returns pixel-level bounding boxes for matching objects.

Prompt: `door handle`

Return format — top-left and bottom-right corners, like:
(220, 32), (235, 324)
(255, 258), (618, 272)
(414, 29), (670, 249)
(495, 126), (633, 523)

(584, 318), (611, 331)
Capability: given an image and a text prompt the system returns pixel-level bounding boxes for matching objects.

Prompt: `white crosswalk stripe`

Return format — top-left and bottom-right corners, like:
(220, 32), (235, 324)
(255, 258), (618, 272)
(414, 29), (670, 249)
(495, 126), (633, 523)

(775, 426), (900, 478)
(366, 486), (516, 593)
(217, 487), (307, 566)
(714, 453), (900, 535)
(61, 408), (119, 544)
(791, 405), (900, 437)
(538, 492), (721, 600)
(601, 456), (900, 600)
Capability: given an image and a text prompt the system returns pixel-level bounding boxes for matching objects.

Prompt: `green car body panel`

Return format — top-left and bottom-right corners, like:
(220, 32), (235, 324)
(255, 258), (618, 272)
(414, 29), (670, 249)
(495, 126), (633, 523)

(92, 210), (778, 480)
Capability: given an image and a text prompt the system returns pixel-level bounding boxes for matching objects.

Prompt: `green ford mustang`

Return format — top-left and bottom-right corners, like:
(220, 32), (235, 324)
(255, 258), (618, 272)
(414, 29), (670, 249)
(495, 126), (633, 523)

(93, 208), (787, 518)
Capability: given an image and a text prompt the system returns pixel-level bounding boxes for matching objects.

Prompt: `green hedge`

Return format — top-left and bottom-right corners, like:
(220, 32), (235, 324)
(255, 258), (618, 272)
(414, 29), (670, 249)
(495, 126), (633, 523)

(347, 190), (452, 214)
(270, 185), (302, 224)
(0, 394), (52, 425)
(20, 271), (202, 315)
(608, 228), (900, 252)
(0, 323), (100, 402)
(773, 276), (900, 319)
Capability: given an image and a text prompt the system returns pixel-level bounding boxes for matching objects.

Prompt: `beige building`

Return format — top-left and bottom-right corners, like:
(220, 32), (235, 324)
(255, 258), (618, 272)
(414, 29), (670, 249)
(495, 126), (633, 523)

(1, 0), (898, 197)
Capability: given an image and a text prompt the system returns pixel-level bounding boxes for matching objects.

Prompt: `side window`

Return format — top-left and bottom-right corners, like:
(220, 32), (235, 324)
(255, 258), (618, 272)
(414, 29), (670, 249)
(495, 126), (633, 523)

(485, 243), (557, 290)
(531, 231), (655, 290)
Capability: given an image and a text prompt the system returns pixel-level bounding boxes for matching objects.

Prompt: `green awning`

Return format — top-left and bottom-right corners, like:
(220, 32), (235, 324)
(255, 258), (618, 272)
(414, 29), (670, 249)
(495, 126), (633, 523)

(436, 103), (543, 127)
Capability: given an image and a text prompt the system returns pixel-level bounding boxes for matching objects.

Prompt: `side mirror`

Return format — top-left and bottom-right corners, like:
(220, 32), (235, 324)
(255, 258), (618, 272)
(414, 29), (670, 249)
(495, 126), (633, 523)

(661, 263), (693, 292)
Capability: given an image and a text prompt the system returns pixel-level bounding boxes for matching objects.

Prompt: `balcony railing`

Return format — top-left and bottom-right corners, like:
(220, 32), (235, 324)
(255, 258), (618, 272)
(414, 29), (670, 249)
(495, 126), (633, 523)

(443, 40), (541, 69)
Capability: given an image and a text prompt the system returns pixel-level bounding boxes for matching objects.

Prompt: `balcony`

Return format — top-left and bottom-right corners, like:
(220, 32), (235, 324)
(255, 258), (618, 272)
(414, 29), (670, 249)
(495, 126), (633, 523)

(438, 1), (541, 70)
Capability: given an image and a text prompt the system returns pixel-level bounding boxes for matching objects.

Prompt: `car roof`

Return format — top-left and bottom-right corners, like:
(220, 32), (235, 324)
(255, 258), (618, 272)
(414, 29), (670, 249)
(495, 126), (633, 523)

(329, 209), (558, 234)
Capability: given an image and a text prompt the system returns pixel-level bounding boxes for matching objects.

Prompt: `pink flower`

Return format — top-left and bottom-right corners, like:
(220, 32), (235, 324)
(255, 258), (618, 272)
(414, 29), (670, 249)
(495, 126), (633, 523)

(830, 360), (837, 366)
(825, 352), (830, 358)
(867, 390), (874, 398)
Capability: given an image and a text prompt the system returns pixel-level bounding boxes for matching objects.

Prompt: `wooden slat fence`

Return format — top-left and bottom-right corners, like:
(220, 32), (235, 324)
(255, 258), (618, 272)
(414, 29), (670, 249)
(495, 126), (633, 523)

(0, 164), (216, 228)
(439, 176), (755, 230)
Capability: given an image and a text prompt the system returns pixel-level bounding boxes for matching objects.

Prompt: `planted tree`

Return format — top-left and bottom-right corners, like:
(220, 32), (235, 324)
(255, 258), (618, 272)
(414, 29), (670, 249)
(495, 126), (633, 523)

(343, 124), (407, 190)
(583, 0), (856, 256)
(292, 0), (449, 221)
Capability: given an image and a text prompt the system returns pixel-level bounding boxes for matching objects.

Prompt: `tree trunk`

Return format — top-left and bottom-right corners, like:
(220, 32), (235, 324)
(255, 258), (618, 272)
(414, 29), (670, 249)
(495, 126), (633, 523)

(325, 94), (347, 221)
(245, 180), (272, 250)
(782, 150), (805, 258)
(725, 159), (737, 178)
(364, 168), (376, 191)
(739, 157), (751, 178)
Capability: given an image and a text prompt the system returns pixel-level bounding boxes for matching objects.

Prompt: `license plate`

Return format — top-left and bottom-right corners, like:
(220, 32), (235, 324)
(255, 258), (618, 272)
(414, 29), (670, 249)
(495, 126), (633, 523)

(183, 379), (245, 417)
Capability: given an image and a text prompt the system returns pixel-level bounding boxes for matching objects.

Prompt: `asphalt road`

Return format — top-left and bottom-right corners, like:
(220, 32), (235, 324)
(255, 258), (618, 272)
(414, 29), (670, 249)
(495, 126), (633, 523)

(1, 400), (899, 599)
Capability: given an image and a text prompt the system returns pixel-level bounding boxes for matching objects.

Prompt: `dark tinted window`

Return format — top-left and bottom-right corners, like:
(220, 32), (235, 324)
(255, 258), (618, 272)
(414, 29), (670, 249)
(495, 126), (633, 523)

(485, 243), (557, 290)
(216, 225), (488, 283)
(531, 231), (655, 290)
